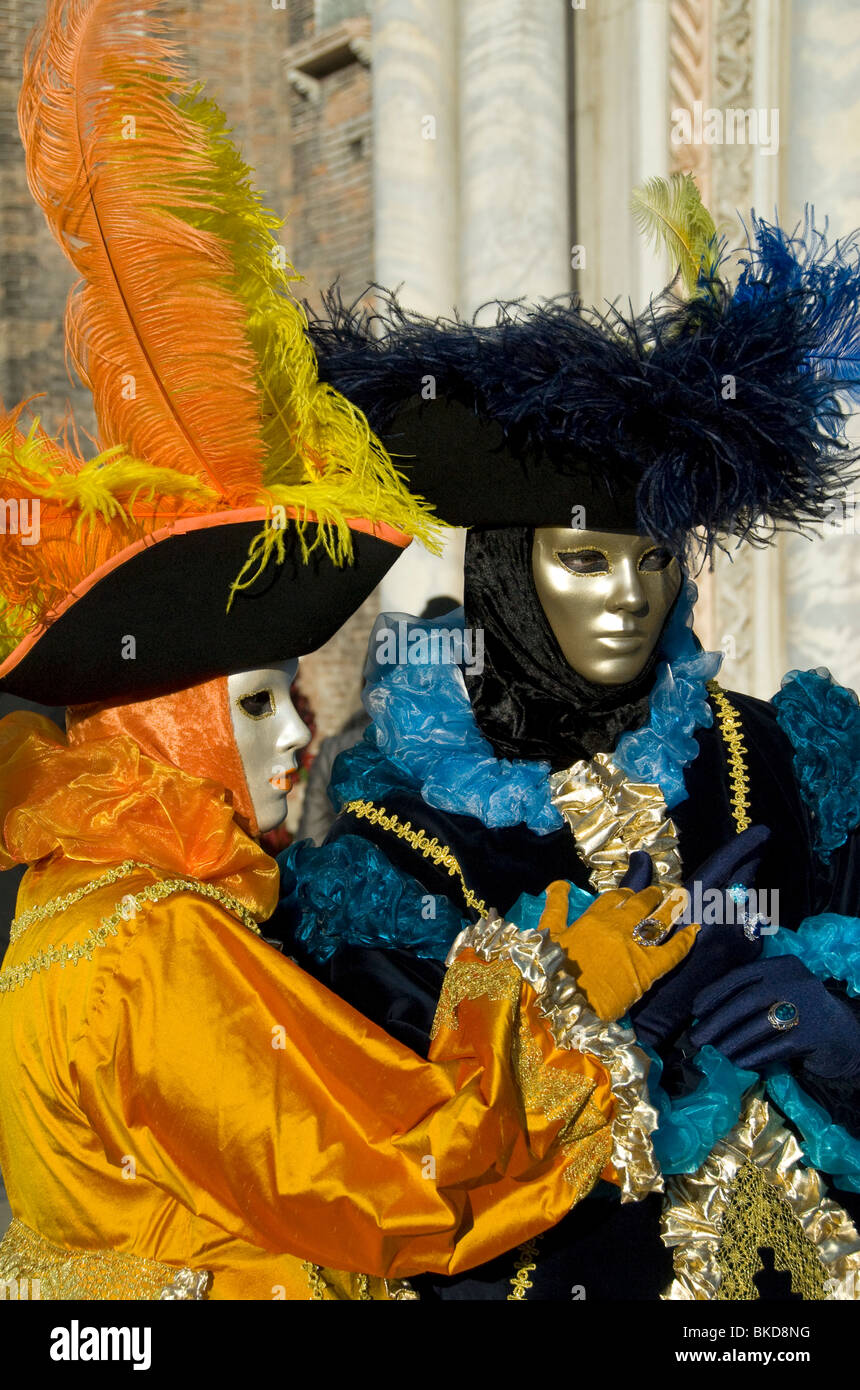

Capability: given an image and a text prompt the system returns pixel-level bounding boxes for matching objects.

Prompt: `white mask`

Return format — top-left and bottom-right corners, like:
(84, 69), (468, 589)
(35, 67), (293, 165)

(227, 660), (311, 834)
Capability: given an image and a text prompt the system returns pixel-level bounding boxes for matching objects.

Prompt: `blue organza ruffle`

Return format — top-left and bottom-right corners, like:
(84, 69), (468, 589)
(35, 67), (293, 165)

(360, 608), (563, 834)
(354, 585), (723, 832)
(766, 1072), (860, 1193)
(645, 1044), (757, 1175)
(279, 834), (466, 964)
(614, 580), (722, 809)
(763, 912), (860, 997)
(328, 737), (418, 815)
(772, 667), (860, 862)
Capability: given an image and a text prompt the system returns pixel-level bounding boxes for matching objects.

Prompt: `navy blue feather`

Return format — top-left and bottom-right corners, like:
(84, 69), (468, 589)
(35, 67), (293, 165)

(308, 220), (860, 559)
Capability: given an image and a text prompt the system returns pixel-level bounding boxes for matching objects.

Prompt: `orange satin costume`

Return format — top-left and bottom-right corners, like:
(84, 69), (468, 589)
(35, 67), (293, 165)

(0, 694), (618, 1300)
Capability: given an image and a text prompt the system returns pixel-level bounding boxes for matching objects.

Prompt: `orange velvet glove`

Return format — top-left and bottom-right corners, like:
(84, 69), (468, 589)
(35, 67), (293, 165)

(541, 881), (698, 1023)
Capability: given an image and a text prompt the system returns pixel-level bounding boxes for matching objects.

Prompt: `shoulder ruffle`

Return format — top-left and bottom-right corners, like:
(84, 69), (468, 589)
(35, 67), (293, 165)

(763, 911), (860, 997)
(354, 586), (724, 833)
(278, 834), (467, 964)
(772, 668), (860, 862)
(360, 610), (563, 834)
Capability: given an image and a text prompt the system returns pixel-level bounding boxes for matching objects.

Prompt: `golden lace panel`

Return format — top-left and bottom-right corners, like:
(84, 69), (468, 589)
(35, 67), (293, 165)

(431, 955), (521, 1038)
(716, 1160), (827, 1301)
(0, 1217), (210, 1301)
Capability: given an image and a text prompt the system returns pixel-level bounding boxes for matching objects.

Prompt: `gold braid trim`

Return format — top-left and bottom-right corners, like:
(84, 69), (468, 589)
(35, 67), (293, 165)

(10, 860), (154, 943)
(661, 1093), (860, 1300)
(707, 679), (752, 834)
(343, 798), (489, 918)
(0, 873), (262, 994)
(507, 1239), (541, 1300)
(0, 1217), (211, 1300)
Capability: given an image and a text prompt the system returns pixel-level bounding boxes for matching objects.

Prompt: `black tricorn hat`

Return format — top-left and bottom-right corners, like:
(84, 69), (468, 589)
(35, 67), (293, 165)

(308, 208), (860, 560)
(0, 0), (440, 708)
(0, 510), (407, 707)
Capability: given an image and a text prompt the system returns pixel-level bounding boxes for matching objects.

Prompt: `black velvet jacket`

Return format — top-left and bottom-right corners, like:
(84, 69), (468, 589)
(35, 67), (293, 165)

(277, 688), (859, 1300)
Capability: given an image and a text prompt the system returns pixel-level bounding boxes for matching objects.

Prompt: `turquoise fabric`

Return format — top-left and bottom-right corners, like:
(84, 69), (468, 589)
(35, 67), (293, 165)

(766, 1071), (860, 1193)
(762, 912), (860, 996)
(348, 582), (723, 833)
(645, 1045), (758, 1175)
(279, 834), (467, 964)
(772, 667), (860, 862)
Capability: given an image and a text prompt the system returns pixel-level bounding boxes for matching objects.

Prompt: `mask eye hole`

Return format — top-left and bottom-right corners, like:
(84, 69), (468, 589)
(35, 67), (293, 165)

(638, 547), (674, 573)
(555, 548), (611, 575)
(237, 689), (275, 720)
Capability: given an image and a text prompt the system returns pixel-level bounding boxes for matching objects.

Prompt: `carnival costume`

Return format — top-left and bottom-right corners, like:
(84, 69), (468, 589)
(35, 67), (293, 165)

(0, 0), (655, 1301)
(278, 181), (860, 1299)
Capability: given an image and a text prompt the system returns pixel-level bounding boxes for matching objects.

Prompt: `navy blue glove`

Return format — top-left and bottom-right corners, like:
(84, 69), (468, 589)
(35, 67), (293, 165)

(628, 825), (772, 1050)
(619, 850), (654, 893)
(691, 954), (860, 1077)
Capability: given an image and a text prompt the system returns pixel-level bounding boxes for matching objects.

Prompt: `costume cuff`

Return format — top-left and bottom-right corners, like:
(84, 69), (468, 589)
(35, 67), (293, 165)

(447, 917), (663, 1201)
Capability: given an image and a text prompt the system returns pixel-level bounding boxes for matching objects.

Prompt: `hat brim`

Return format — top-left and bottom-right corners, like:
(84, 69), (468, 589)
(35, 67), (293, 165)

(0, 513), (407, 706)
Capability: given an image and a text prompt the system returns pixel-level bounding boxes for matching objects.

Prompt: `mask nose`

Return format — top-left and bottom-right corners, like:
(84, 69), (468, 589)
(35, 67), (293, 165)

(607, 556), (648, 614)
(275, 708), (311, 760)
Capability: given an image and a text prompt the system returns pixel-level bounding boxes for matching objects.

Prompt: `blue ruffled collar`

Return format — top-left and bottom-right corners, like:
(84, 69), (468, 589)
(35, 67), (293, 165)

(356, 581), (722, 834)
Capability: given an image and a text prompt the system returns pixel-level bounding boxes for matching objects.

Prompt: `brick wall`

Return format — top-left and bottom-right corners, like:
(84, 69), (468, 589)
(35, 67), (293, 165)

(0, 0), (379, 828)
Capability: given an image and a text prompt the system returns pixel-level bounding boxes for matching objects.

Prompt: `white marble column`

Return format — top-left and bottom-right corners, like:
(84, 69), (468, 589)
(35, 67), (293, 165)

(705, 0), (787, 699)
(372, 0), (458, 314)
(458, 0), (570, 314)
(781, 0), (860, 692)
(371, 0), (465, 611)
(575, 0), (670, 313)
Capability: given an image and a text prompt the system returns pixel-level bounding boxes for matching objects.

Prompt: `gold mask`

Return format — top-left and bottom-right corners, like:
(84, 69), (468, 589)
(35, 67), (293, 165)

(531, 528), (682, 685)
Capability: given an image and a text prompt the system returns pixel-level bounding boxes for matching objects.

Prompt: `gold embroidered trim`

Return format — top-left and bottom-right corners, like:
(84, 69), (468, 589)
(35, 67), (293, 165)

(343, 798), (489, 918)
(0, 1217), (211, 1301)
(430, 956), (521, 1037)
(507, 1239), (541, 1300)
(10, 860), (149, 943)
(301, 1263), (416, 1301)
(0, 875), (262, 994)
(661, 1093), (860, 1300)
(707, 680), (752, 834)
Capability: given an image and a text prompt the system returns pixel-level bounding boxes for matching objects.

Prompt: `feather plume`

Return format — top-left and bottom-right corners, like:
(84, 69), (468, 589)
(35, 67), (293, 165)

(0, 402), (216, 660)
(735, 211), (860, 418)
(631, 173), (722, 297)
(308, 280), (860, 563)
(18, 0), (265, 502)
(15, 1), (440, 567)
(173, 88), (440, 565)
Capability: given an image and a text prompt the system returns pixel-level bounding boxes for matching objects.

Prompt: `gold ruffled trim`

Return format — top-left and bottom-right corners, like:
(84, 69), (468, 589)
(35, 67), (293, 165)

(549, 753), (682, 893)
(661, 1093), (860, 1300)
(447, 917), (663, 1201)
(0, 1217), (211, 1300)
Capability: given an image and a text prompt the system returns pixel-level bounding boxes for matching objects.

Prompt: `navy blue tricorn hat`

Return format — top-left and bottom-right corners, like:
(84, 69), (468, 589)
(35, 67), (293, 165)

(308, 211), (860, 562)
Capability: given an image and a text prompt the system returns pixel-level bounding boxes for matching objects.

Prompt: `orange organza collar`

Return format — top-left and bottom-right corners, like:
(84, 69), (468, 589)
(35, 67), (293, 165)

(0, 711), (279, 921)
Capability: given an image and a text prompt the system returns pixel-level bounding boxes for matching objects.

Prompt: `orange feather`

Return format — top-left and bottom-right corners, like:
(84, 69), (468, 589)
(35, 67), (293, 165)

(18, 0), (264, 503)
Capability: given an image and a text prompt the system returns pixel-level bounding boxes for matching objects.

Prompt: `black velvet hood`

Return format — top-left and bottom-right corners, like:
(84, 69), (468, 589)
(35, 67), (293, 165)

(463, 526), (676, 769)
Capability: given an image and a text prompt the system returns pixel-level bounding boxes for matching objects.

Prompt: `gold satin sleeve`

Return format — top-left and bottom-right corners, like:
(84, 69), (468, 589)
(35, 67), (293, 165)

(71, 894), (614, 1280)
